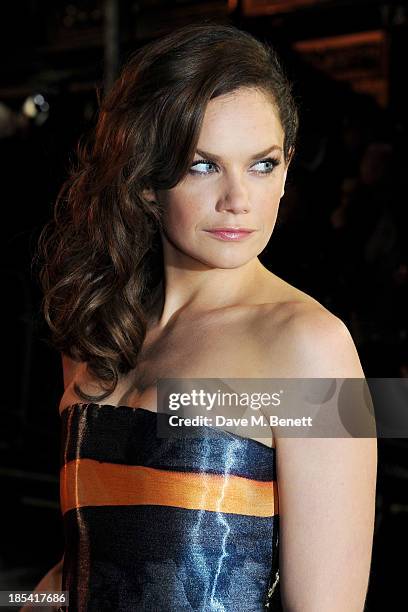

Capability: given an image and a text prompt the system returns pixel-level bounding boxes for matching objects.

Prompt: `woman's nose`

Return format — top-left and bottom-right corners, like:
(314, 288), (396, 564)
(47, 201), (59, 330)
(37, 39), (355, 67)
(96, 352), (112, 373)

(215, 179), (251, 214)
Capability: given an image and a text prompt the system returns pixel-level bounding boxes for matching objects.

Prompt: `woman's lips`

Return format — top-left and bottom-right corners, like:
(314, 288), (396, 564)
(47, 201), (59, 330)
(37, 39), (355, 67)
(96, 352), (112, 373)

(204, 229), (255, 241)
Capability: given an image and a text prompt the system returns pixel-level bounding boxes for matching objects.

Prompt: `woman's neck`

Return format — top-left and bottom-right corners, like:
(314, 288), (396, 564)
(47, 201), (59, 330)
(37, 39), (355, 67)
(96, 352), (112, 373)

(147, 257), (270, 331)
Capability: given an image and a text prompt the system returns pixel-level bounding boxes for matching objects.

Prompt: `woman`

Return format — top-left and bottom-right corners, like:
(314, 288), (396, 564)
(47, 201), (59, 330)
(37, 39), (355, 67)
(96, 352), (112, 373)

(33, 22), (377, 611)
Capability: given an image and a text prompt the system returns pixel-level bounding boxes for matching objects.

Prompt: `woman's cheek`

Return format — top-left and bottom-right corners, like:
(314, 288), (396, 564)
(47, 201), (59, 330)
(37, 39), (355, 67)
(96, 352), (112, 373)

(164, 204), (199, 242)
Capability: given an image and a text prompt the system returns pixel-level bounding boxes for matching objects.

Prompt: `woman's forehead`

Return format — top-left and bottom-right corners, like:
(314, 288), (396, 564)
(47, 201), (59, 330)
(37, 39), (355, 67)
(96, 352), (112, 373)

(198, 91), (284, 153)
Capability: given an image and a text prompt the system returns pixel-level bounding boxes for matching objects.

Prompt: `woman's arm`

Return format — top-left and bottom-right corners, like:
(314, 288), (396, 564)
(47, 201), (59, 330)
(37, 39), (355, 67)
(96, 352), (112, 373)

(20, 355), (71, 610)
(19, 556), (64, 612)
(272, 307), (377, 611)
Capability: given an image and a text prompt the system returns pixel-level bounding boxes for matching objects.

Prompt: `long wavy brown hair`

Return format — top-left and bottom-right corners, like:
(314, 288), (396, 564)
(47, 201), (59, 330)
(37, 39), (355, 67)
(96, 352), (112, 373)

(33, 21), (299, 403)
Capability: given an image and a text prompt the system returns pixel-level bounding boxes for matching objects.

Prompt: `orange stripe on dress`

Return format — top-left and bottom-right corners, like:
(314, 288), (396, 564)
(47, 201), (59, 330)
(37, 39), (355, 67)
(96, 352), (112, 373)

(60, 458), (279, 517)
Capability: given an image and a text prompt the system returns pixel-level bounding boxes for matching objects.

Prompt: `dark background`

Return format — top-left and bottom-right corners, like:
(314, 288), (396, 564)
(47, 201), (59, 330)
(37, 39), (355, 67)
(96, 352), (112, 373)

(0, 1), (407, 610)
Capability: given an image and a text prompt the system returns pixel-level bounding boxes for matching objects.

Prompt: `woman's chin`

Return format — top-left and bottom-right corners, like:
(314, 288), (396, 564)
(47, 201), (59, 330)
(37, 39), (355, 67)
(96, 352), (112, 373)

(194, 252), (259, 270)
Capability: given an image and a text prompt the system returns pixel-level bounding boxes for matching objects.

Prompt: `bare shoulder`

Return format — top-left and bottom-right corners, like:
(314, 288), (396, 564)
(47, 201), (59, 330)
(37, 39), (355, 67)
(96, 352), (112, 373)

(59, 353), (128, 415)
(59, 353), (89, 415)
(283, 300), (364, 377)
(61, 353), (82, 388)
(255, 276), (365, 378)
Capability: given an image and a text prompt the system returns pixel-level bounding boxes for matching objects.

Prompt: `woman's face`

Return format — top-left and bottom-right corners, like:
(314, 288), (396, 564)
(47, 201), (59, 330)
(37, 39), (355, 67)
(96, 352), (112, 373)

(149, 87), (289, 269)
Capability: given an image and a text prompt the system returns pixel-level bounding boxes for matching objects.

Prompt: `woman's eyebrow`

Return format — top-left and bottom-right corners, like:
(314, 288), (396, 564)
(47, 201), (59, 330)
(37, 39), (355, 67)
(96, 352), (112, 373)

(195, 144), (283, 161)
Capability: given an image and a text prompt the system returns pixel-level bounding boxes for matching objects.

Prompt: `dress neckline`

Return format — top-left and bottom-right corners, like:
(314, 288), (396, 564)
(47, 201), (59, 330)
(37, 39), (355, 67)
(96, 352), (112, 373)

(62, 401), (276, 452)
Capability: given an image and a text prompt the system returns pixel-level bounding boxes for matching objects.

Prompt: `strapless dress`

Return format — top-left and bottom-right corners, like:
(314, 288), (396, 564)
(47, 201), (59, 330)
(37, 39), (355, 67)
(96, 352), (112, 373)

(59, 403), (280, 611)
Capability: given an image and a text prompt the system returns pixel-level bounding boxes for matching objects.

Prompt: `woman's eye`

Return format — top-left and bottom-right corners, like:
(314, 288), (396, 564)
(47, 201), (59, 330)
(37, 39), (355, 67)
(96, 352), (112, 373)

(252, 158), (281, 174)
(189, 160), (218, 175)
(189, 157), (281, 176)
